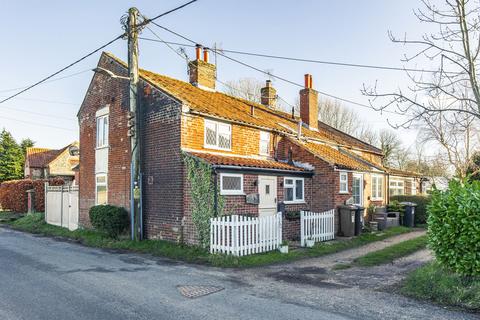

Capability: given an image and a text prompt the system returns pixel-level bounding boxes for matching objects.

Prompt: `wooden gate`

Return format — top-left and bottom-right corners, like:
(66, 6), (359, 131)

(45, 184), (79, 231)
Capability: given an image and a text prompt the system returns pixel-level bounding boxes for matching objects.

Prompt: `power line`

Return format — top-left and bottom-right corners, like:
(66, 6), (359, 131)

(0, 35), (123, 105)
(0, 104), (76, 120)
(145, 24), (411, 117)
(0, 69), (92, 93)
(0, 115), (76, 132)
(0, 0), (199, 106)
(0, 96), (78, 106)
(139, 0), (198, 27)
(139, 37), (456, 75)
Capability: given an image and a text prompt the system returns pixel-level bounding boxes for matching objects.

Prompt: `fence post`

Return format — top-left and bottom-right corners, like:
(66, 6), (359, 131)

(44, 182), (48, 223)
(300, 210), (305, 247)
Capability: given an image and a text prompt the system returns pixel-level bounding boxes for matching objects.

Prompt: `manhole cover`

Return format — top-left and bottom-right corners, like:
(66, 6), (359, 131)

(177, 285), (224, 299)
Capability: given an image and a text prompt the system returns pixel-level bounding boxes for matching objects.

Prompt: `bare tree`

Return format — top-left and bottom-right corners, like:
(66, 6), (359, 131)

(378, 129), (403, 166)
(317, 98), (359, 136)
(363, 0), (480, 126)
(356, 125), (378, 145)
(418, 109), (479, 178)
(222, 78), (264, 103)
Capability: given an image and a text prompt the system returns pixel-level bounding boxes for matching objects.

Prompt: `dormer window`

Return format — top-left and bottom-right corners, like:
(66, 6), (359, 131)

(259, 131), (270, 155)
(204, 119), (231, 150)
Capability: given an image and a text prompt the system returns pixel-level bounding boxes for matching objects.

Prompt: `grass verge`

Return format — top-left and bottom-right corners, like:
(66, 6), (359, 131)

(401, 262), (480, 312)
(2, 212), (415, 268)
(352, 235), (427, 267)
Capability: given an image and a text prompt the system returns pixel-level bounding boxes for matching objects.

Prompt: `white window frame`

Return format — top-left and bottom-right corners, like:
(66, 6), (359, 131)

(284, 177), (305, 204)
(95, 174), (108, 205)
(389, 179), (405, 196)
(371, 174), (384, 200)
(339, 171), (349, 194)
(204, 119), (232, 151)
(411, 179), (417, 195)
(259, 131), (270, 156)
(220, 173), (244, 195)
(96, 114), (109, 148)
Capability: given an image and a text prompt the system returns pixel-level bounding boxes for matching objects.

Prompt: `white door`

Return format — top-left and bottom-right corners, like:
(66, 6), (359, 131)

(258, 176), (277, 217)
(352, 174), (364, 206)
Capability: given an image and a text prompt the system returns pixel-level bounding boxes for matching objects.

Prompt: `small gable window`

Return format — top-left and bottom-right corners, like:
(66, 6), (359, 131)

(339, 171), (348, 194)
(204, 119), (231, 150)
(220, 173), (243, 195)
(259, 131), (270, 155)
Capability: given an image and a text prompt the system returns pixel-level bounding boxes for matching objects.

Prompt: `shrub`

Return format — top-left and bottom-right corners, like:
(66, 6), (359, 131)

(428, 179), (480, 276)
(390, 195), (431, 224)
(0, 178), (64, 212)
(89, 205), (129, 238)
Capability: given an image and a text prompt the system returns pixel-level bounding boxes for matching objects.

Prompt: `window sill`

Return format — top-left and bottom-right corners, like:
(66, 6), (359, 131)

(370, 198), (383, 201)
(339, 191), (349, 195)
(204, 145), (232, 152)
(220, 192), (245, 196)
(284, 200), (306, 205)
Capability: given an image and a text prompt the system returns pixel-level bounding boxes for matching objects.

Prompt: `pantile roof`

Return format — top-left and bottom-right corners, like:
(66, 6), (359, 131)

(104, 52), (382, 155)
(26, 148), (62, 168)
(292, 140), (372, 171)
(188, 152), (308, 172)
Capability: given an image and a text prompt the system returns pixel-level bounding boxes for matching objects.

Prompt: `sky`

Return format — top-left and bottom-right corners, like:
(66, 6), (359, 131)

(1, 0), (435, 149)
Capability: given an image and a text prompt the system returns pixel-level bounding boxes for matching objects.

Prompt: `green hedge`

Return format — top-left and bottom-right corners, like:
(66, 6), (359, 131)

(89, 205), (129, 238)
(390, 195), (431, 224)
(428, 180), (480, 276)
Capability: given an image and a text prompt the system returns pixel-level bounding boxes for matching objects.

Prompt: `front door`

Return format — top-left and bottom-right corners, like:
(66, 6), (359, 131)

(352, 174), (364, 206)
(258, 176), (277, 217)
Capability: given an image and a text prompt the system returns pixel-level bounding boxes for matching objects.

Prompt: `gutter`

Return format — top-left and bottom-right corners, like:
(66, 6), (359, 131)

(211, 164), (314, 176)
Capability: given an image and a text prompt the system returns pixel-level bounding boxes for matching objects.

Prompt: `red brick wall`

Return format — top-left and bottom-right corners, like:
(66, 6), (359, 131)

(181, 114), (271, 157)
(78, 54), (184, 242)
(78, 54), (130, 227)
(277, 137), (354, 234)
(141, 83), (184, 241)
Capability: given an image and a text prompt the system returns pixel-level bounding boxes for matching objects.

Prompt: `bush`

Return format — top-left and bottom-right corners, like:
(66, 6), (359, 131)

(428, 179), (480, 276)
(390, 195), (431, 224)
(89, 205), (129, 238)
(0, 178), (64, 212)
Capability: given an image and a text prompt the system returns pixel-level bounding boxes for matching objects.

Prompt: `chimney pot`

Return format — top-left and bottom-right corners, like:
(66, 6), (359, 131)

(195, 45), (202, 60)
(203, 48), (209, 63)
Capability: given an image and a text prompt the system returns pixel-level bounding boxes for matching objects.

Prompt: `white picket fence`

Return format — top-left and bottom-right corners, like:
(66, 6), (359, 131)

(300, 209), (335, 247)
(210, 213), (282, 256)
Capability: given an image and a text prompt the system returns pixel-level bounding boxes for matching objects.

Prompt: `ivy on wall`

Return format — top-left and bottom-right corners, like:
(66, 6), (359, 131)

(184, 153), (224, 248)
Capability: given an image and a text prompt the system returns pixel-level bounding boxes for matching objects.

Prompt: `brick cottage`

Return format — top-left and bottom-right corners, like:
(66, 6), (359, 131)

(77, 50), (422, 244)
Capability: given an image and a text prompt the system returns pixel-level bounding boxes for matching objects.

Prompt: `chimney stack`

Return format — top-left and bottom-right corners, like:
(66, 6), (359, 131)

(299, 74), (318, 131)
(189, 45), (216, 90)
(260, 80), (276, 109)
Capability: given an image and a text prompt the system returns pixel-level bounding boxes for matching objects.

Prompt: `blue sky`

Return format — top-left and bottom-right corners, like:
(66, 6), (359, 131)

(1, 0), (431, 149)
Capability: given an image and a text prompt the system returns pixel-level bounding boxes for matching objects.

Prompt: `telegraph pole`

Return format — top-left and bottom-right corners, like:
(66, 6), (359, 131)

(127, 7), (142, 241)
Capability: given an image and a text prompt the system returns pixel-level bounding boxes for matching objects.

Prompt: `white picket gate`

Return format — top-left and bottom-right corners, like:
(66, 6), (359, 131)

(300, 209), (335, 247)
(210, 213), (282, 256)
(45, 185), (79, 231)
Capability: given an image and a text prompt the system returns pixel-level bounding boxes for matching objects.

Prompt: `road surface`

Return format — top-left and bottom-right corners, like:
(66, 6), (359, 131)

(0, 227), (476, 320)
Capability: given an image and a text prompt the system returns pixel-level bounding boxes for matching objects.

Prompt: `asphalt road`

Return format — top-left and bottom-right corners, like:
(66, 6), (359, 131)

(0, 227), (477, 320)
